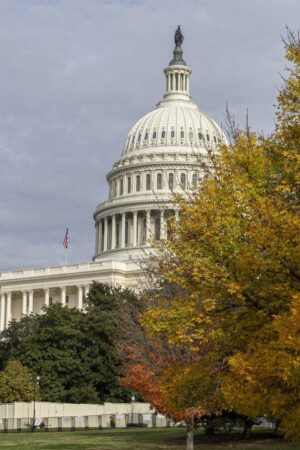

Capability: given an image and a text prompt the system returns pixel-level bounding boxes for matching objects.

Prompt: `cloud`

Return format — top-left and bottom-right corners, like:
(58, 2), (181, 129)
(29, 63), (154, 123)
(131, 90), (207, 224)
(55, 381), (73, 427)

(0, 0), (299, 270)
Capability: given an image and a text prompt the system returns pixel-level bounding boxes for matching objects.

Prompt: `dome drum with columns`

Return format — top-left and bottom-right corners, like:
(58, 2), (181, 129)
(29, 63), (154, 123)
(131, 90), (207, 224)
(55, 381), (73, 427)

(0, 27), (227, 331)
(93, 26), (226, 262)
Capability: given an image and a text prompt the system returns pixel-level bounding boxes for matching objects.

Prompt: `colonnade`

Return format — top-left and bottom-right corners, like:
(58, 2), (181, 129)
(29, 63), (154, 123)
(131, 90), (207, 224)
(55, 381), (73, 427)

(95, 209), (179, 255)
(0, 285), (90, 332)
(165, 70), (190, 93)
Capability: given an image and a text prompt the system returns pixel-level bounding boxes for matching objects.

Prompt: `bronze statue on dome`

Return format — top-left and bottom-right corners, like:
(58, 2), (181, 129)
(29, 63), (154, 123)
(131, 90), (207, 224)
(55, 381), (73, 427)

(174, 26), (184, 48)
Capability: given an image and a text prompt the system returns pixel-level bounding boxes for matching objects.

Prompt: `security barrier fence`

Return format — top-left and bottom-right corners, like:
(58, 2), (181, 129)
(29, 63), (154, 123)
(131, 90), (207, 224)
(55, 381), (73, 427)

(0, 412), (168, 432)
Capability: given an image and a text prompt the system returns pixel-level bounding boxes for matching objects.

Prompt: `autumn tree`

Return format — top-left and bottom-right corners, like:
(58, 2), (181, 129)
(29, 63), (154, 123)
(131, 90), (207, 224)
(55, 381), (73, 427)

(0, 360), (38, 403)
(221, 29), (300, 440)
(123, 30), (300, 447)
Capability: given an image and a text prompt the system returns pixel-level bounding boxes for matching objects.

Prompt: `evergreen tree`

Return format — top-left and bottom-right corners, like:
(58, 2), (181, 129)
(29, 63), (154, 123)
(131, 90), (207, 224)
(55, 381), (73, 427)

(0, 283), (140, 403)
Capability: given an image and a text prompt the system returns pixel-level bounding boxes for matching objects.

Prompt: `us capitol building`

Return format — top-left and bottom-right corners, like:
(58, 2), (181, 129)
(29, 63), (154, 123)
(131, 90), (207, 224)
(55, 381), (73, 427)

(0, 27), (226, 331)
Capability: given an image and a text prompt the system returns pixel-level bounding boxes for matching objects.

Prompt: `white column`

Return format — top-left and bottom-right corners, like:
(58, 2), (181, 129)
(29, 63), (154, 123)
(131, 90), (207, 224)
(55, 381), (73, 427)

(44, 288), (50, 308)
(133, 211), (138, 247)
(146, 210), (151, 242)
(6, 292), (11, 328)
(61, 286), (66, 306)
(0, 294), (5, 331)
(22, 291), (27, 315)
(77, 285), (83, 310)
(99, 220), (103, 252)
(175, 209), (180, 222)
(95, 223), (99, 254)
(103, 217), (108, 252)
(111, 215), (116, 250)
(121, 213), (126, 248)
(84, 285), (89, 298)
(28, 290), (33, 314)
(160, 210), (166, 240)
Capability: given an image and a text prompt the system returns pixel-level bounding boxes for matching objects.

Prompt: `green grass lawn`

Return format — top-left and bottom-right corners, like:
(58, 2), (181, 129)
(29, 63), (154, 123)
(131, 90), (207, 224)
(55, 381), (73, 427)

(0, 428), (299, 450)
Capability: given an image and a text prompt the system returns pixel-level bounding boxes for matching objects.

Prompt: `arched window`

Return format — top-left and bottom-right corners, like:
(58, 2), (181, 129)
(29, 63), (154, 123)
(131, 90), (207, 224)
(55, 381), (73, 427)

(161, 130), (166, 139)
(152, 130), (157, 139)
(180, 173), (186, 189)
(168, 173), (174, 190)
(136, 175), (141, 192)
(189, 131), (193, 140)
(198, 132), (203, 140)
(146, 174), (151, 190)
(120, 178), (124, 196)
(127, 177), (131, 193)
(206, 133), (210, 141)
(213, 135), (217, 143)
(157, 173), (162, 189)
(171, 130), (175, 138)
(180, 130), (184, 139)
(144, 131), (149, 140)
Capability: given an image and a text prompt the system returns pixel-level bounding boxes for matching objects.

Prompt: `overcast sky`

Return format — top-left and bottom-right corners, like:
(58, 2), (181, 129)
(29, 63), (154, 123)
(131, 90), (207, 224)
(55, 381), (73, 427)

(0, 0), (299, 271)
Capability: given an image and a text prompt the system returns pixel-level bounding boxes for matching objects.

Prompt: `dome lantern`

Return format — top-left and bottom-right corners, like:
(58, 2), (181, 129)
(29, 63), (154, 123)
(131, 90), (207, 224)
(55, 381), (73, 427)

(160, 26), (192, 105)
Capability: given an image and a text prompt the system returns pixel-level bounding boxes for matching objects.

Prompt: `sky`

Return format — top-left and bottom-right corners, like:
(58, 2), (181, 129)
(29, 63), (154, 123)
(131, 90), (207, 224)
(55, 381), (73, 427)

(0, 0), (299, 271)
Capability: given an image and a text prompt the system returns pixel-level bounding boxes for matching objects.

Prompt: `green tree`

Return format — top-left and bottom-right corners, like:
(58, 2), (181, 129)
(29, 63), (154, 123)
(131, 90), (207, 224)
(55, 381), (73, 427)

(0, 360), (38, 403)
(0, 283), (140, 403)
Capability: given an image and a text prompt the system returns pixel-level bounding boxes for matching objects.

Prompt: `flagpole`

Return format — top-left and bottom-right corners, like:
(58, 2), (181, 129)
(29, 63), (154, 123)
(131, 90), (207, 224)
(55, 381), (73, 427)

(63, 228), (69, 266)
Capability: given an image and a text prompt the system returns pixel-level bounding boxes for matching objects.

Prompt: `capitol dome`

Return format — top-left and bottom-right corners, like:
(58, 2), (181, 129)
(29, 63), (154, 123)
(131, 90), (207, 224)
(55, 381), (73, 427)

(122, 97), (224, 158)
(93, 26), (227, 262)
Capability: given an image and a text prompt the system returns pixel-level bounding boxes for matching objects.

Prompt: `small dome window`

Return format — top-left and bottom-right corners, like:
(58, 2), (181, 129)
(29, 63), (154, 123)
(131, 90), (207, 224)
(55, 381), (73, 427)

(137, 133), (141, 143)
(180, 130), (184, 139)
(213, 135), (217, 143)
(206, 134), (210, 142)
(145, 131), (149, 140)
(189, 131), (193, 140)
(152, 131), (157, 139)
(161, 130), (166, 139)
(171, 130), (175, 138)
(198, 132), (203, 140)
(132, 135), (136, 144)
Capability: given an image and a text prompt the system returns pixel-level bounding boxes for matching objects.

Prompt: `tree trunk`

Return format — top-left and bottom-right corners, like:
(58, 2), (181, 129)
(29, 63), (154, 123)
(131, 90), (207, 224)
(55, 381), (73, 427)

(186, 420), (194, 450)
(243, 419), (253, 438)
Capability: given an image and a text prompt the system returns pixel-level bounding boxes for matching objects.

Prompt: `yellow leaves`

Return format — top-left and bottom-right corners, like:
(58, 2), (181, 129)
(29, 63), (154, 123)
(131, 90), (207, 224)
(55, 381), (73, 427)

(141, 296), (223, 350)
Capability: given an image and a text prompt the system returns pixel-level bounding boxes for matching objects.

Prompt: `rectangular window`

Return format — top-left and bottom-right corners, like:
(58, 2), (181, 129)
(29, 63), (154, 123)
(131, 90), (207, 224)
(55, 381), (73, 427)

(157, 173), (162, 189)
(136, 175), (141, 192)
(154, 217), (161, 240)
(120, 178), (124, 195)
(127, 177), (131, 193)
(146, 174), (151, 191)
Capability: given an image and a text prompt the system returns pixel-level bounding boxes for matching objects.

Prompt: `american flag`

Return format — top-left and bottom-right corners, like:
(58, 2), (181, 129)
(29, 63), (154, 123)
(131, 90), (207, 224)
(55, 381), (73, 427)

(63, 228), (69, 249)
